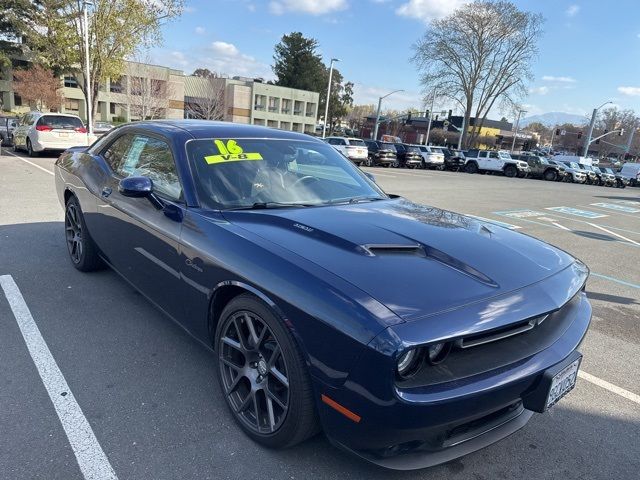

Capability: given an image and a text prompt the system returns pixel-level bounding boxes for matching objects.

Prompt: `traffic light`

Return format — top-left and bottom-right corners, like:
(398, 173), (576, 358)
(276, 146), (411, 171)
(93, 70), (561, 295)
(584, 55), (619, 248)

(577, 131), (582, 139)
(406, 111), (412, 125)
(555, 129), (561, 136)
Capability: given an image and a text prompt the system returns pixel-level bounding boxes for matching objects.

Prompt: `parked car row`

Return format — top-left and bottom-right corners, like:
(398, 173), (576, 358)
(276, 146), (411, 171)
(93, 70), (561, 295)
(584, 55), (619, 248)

(323, 136), (640, 188)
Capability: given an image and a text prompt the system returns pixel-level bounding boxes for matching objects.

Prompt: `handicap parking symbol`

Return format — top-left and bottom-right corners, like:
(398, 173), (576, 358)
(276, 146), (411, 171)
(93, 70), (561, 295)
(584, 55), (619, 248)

(591, 203), (640, 213)
(546, 206), (608, 218)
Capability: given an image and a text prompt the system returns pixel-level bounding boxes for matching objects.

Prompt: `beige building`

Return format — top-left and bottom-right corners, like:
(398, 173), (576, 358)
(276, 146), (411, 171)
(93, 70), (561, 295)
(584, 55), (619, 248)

(185, 76), (319, 134)
(2, 60), (319, 132)
(1, 60), (185, 122)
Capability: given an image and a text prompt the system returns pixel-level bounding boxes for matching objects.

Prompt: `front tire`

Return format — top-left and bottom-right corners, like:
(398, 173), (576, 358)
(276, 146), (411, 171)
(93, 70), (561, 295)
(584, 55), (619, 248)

(465, 162), (478, 174)
(543, 169), (558, 181)
(65, 196), (103, 271)
(216, 294), (319, 449)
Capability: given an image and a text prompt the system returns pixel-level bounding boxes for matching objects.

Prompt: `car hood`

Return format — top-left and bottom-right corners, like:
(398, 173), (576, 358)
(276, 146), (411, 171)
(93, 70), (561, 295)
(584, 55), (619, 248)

(222, 198), (575, 322)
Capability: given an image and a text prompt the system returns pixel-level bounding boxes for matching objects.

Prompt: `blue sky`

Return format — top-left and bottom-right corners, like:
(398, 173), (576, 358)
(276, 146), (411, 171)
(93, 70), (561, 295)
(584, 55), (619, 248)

(150, 0), (640, 121)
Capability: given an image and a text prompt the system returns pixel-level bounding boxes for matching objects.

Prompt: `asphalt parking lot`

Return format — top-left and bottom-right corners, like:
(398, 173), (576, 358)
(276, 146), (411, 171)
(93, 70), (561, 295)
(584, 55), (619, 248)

(1, 147), (639, 480)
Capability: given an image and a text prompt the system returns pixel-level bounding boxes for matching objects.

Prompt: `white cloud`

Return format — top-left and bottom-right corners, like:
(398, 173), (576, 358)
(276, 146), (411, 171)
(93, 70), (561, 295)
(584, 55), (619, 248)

(211, 41), (240, 57)
(194, 26), (206, 35)
(541, 75), (576, 83)
(529, 86), (550, 95)
(269, 0), (347, 15)
(566, 4), (580, 17)
(184, 5), (196, 13)
(396, 0), (468, 23)
(618, 86), (640, 96)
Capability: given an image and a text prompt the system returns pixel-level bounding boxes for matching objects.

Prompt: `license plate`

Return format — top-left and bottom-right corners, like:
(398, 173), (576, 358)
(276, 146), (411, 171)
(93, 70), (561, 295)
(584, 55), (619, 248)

(545, 358), (580, 409)
(58, 132), (69, 138)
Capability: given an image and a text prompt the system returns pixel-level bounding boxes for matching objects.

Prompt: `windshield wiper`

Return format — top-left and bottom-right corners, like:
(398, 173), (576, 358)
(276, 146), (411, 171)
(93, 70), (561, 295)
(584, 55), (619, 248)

(225, 201), (315, 211)
(324, 195), (386, 205)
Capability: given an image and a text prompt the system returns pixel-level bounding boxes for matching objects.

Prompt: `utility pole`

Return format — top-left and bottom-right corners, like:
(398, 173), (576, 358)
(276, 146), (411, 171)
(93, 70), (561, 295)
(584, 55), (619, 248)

(583, 101), (612, 156)
(322, 58), (339, 139)
(510, 109), (526, 153)
(83, 1), (93, 137)
(457, 114), (465, 150)
(549, 127), (556, 150)
(424, 90), (436, 145)
(373, 89), (404, 140)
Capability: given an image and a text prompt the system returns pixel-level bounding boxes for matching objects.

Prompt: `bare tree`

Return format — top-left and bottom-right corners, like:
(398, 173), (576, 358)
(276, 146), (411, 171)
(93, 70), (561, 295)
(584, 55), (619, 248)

(412, 1), (543, 148)
(13, 64), (63, 111)
(346, 104), (375, 130)
(125, 61), (176, 121)
(185, 75), (226, 120)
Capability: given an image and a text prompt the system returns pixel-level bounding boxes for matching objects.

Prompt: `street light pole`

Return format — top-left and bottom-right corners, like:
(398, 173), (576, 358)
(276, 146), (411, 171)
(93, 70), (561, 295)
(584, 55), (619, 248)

(322, 58), (339, 138)
(372, 89), (404, 140)
(510, 109), (526, 153)
(83, 1), (93, 137)
(583, 101), (612, 157)
(424, 90), (436, 145)
(457, 114), (465, 150)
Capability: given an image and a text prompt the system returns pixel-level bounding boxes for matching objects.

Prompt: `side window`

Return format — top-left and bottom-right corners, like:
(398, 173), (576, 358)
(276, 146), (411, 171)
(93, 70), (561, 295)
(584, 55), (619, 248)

(117, 135), (182, 201)
(102, 134), (135, 172)
(327, 138), (337, 145)
(489, 152), (499, 159)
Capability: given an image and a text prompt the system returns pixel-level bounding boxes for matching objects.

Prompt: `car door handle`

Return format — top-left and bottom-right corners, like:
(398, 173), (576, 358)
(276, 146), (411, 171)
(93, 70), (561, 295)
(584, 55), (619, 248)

(101, 187), (112, 198)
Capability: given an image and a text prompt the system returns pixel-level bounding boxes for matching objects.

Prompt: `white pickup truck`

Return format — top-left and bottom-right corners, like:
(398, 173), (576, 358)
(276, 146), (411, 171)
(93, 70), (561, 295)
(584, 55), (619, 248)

(463, 149), (530, 177)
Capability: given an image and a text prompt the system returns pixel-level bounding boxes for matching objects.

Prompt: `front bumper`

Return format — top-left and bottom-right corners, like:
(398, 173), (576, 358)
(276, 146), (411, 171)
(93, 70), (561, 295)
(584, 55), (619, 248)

(315, 279), (591, 470)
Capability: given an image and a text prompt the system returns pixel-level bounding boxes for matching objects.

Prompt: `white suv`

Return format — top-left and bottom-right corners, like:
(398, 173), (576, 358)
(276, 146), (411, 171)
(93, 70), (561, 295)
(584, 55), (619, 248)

(416, 145), (445, 169)
(325, 137), (368, 165)
(13, 112), (89, 156)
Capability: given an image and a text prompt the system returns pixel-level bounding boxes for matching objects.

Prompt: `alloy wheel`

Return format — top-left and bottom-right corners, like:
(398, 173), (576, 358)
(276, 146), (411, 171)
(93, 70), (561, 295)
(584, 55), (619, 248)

(219, 311), (290, 435)
(65, 203), (83, 264)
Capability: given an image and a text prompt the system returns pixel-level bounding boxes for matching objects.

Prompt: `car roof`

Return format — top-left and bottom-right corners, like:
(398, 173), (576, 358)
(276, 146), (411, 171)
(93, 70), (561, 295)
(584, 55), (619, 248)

(27, 112), (82, 118)
(127, 119), (324, 143)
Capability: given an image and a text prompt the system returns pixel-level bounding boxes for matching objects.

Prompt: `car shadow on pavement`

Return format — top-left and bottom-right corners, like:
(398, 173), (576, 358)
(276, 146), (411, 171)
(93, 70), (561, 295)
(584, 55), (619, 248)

(572, 230), (617, 242)
(593, 195), (640, 202)
(587, 291), (639, 306)
(1, 221), (638, 480)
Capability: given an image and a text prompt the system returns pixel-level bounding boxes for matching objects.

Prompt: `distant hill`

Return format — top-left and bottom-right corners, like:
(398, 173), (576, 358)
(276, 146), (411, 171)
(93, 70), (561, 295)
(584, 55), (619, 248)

(520, 112), (588, 128)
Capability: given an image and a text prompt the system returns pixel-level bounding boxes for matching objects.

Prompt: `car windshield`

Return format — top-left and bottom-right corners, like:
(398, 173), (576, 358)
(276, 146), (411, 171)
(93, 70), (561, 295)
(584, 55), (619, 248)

(538, 157), (549, 164)
(406, 146), (420, 153)
(567, 162), (580, 169)
(348, 139), (366, 146)
(604, 168), (614, 174)
(38, 115), (84, 130)
(186, 138), (387, 210)
(580, 164), (593, 171)
(498, 152), (512, 159)
(380, 143), (396, 152)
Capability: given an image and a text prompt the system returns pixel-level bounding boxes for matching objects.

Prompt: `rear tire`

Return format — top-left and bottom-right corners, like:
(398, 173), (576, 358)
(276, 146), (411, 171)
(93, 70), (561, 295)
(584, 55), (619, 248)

(215, 294), (319, 449)
(65, 196), (103, 272)
(27, 138), (38, 157)
(465, 162), (478, 174)
(504, 165), (517, 178)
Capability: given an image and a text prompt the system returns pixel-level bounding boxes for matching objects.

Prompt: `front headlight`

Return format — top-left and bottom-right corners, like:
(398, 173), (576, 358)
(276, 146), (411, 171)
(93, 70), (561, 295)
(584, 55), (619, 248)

(397, 349), (420, 377)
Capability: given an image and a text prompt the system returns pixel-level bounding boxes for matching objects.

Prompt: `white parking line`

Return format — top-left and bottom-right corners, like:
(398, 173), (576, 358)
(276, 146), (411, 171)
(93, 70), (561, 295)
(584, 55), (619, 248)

(1, 149), (55, 176)
(578, 371), (640, 405)
(0, 275), (118, 480)
(586, 222), (640, 246)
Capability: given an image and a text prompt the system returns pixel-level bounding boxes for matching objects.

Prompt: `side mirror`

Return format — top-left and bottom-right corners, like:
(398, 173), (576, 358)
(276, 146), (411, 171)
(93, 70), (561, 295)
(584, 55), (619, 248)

(118, 176), (153, 197)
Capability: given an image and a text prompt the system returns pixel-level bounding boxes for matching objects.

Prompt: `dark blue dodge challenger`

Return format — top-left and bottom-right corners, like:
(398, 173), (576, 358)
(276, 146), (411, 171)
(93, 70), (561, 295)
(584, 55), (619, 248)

(55, 121), (591, 470)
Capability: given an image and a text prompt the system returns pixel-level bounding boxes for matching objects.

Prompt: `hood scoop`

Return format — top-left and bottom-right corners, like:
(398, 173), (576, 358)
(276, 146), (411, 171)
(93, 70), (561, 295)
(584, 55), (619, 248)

(360, 242), (498, 288)
(361, 244), (425, 257)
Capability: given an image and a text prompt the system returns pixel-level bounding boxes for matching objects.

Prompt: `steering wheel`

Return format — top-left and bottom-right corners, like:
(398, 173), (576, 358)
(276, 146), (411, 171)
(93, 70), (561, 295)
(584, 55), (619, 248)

(291, 175), (319, 188)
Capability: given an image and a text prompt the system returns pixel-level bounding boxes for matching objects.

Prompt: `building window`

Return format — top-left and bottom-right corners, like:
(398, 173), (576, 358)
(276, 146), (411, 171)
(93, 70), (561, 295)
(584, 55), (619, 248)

(110, 103), (117, 114)
(292, 122), (301, 132)
(293, 101), (303, 115)
(254, 94), (266, 111)
(305, 102), (316, 117)
(64, 76), (78, 88)
(281, 99), (291, 114)
(280, 121), (291, 130)
(110, 77), (125, 93)
(268, 97), (279, 113)
(267, 120), (278, 128)
(14, 93), (22, 106)
(64, 99), (80, 113)
(151, 79), (167, 98)
(253, 118), (266, 126)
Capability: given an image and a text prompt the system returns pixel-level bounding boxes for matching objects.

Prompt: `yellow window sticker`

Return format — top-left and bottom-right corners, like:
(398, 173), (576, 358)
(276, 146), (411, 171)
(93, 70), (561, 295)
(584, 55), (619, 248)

(205, 139), (263, 164)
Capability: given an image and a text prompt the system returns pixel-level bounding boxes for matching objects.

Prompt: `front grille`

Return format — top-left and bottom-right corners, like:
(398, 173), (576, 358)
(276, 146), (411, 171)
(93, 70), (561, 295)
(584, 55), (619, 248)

(397, 293), (582, 388)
